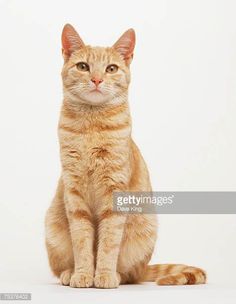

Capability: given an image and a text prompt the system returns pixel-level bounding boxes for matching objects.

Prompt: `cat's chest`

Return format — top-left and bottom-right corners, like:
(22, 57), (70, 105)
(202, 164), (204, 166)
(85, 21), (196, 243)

(60, 131), (113, 172)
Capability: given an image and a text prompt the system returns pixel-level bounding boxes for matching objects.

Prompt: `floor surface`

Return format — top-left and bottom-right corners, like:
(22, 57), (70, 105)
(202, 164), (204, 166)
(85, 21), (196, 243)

(1, 278), (235, 304)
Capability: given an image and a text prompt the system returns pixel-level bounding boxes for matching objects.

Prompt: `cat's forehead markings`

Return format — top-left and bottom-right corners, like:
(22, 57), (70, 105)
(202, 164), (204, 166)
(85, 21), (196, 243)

(74, 46), (119, 64)
(71, 47), (121, 66)
(86, 47), (113, 63)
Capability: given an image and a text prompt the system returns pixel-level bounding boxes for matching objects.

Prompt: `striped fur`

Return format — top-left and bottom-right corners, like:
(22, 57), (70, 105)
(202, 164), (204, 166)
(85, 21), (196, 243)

(143, 264), (206, 285)
(45, 24), (206, 288)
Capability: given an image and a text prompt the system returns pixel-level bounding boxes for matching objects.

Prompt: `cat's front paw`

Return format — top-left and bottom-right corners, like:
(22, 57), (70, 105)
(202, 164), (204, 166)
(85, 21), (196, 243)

(70, 272), (93, 288)
(60, 269), (73, 286)
(94, 272), (120, 289)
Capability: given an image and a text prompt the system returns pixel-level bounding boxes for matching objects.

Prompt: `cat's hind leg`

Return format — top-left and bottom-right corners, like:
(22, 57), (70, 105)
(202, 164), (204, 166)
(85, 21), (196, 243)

(45, 178), (74, 285)
(117, 214), (157, 284)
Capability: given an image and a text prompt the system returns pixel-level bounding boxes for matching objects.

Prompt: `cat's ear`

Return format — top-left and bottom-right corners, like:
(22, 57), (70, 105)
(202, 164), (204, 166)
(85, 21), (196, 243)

(113, 29), (136, 64)
(61, 24), (85, 59)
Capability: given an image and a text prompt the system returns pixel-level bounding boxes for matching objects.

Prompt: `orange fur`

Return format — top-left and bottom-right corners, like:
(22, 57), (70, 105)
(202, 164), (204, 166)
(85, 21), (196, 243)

(45, 24), (206, 288)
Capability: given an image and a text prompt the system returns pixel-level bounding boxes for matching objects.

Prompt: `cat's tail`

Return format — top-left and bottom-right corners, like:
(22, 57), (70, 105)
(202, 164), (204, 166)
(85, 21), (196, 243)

(142, 264), (206, 285)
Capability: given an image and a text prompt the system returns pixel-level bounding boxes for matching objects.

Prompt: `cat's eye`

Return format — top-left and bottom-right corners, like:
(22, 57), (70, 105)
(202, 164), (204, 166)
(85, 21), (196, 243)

(76, 62), (90, 72)
(106, 64), (118, 74)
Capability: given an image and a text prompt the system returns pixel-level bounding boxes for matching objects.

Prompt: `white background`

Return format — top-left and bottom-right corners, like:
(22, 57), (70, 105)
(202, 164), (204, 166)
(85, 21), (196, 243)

(0, 0), (236, 303)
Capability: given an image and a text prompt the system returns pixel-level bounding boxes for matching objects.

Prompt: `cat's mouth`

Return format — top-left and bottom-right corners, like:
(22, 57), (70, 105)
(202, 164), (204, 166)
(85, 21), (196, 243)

(76, 88), (111, 106)
(90, 88), (103, 93)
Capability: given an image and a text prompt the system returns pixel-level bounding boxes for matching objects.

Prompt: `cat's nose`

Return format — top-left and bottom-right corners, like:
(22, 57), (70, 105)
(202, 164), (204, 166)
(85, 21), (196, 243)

(91, 77), (103, 86)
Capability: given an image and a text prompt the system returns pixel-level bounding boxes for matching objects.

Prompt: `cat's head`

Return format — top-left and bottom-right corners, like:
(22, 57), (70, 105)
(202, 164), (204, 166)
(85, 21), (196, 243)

(61, 24), (135, 106)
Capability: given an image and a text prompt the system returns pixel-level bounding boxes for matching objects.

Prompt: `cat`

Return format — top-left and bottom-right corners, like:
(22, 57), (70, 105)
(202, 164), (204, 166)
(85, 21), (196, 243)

(45, 24), (206, 288)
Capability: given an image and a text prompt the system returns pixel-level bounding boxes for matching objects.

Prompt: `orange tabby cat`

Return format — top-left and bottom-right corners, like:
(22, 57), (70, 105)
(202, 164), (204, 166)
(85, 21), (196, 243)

(45, 24), (206, 288)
